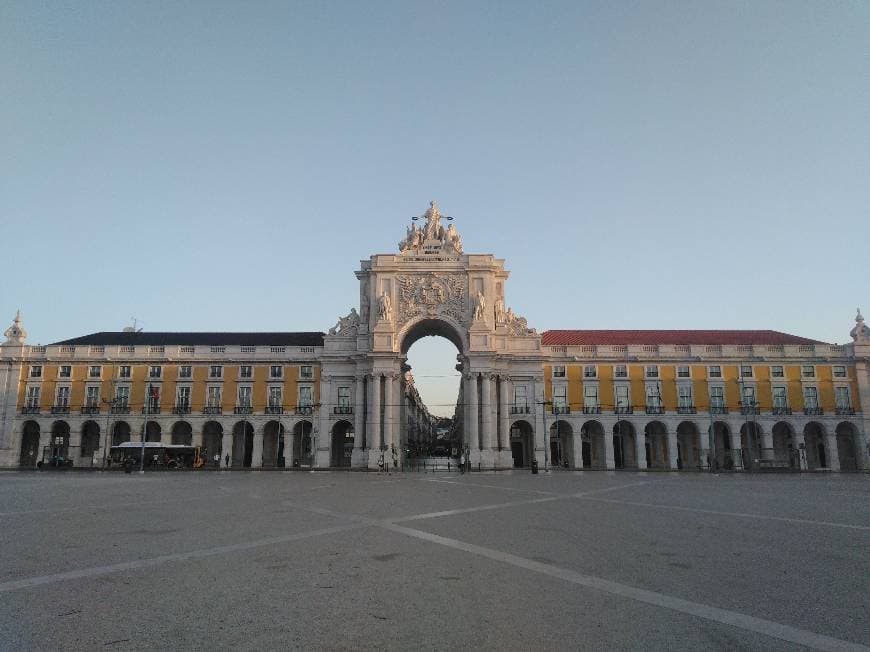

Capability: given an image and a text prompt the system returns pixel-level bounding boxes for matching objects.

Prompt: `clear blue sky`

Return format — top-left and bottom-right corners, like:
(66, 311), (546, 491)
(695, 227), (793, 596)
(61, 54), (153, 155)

(2, 1), (868, 415)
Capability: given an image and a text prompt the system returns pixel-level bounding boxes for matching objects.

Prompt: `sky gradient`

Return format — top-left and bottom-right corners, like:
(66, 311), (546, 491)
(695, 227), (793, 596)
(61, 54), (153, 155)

(2, 1), (868, 415)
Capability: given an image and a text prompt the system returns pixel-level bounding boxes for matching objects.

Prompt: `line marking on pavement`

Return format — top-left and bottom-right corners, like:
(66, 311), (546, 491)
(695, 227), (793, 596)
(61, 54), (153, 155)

(577, 497), (870, 531)
(574, 481), (650, 497)
(0, 522), (367, 593)
(0, 496), (204, 518)
(421, 478), (559, 496)
(383, 522), (869, 652)
(389, 496), (562, 522)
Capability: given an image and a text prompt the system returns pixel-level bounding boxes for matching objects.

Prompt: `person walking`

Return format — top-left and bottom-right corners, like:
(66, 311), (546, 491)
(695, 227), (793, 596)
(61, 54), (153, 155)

(391, 447), (398, 471)
(224, 453), (230, 469)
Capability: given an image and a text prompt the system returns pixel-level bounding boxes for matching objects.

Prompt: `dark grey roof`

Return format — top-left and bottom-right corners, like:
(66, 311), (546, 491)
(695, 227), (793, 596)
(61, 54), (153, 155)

(51, 332), (325, 347)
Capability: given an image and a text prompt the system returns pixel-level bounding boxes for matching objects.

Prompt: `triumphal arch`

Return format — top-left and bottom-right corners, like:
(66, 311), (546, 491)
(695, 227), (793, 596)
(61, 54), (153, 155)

(320, 201), (546, 469)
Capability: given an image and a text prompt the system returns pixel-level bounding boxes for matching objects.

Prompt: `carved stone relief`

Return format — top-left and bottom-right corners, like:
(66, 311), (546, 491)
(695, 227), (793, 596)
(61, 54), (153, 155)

(397, 273), (467, 326)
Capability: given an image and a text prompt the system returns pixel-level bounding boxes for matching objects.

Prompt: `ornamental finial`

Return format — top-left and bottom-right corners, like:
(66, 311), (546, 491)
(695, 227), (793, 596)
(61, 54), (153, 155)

(3, 310), (27, 344)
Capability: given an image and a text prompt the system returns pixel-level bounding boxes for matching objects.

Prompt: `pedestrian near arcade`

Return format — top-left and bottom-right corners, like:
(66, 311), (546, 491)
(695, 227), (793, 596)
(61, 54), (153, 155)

(224, 453), (230, 468)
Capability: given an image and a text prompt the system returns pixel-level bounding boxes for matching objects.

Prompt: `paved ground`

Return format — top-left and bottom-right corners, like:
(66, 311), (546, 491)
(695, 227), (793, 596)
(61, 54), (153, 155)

(0, 469), (867, 651)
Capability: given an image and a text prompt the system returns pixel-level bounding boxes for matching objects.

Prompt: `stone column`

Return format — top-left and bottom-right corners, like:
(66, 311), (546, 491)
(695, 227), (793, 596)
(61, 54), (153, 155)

(368, 373), (381, 452)
(761, 429), (774, 461)
(498, 376), (510, 450)
(353, 374), (365, 450)
(251, 429), (263, 469)
(825, 433), (840, 471)
(667, 430), (679, 470)
(793, 429), (807, 470)
(481, 374), (493, 451)
(467, 373), (479, 451)
(383, 372), (394, 453)
(604, 430), (615, 469)
(572, 431), (584, 469)
(192, 428), (203, 449)
(635, 430), (647, 470)
(533, 377), (546, 462)
(221, 432), (232, 467)
(729, 428), (743, 469)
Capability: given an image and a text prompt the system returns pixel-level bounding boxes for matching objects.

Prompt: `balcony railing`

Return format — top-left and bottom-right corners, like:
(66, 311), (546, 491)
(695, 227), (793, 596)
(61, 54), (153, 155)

(645, 406), (664, 415)
(234, 406), (253, 415)
(772, 406), (792, 415)
(51, 405), (70, 414)
(510, 406), (531, 414)
(265, 406), (284, 415)
(804, 407), (824, 416)
(740, 406), (760, 415)
(835, 407), (855, 416)
(172, 405), (192, 415)
(614, 406), (633, 415)
(20, 406), (40, 415)
(710, 405), (728, 415)
(552, 406), (570, 415)
(677, 406), (696, 414)
(295, 405), (314, 416)
(141, 407), (161, 415)
(80, 406), (101, 415)
(202, 406), (222, 415)
(111, 405), (131, 414)
(583, 405), (601, 414)
(334, 406), (353, 415)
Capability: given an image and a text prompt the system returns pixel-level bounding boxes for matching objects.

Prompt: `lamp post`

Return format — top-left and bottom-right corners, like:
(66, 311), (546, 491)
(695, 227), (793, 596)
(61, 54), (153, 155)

(537, 399), (552, 472)
(102, 396), (117, 468)
(309, 402), (321, 470)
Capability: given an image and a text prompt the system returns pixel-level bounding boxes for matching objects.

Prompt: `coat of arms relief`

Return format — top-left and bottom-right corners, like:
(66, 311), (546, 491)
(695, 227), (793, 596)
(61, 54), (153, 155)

(397, 273), (467, 326)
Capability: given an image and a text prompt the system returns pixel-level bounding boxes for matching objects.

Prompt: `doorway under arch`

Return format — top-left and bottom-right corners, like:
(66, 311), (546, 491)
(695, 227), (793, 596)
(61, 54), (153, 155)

(331, 420), (354, 467)
(644, 421), (669, 469)
(263, 421), (285, 468)
(202, 421), (223, 463)
(19, 420), (40, 467)
(112, 421), (131, 446)
(549, 420), (572, 468)
(582, 420), (606, 469)
(81, 420), (100, 459)
(145, 421), (161, 443)
(294, 421), (313, 466)
(232, 421), (254, 468)
(835, 422), (859, 471)
(509, 420), (533, 467)
(676, 421), (700, 469)
(612, 420), (636, 469)
(172, 421), (192, 446)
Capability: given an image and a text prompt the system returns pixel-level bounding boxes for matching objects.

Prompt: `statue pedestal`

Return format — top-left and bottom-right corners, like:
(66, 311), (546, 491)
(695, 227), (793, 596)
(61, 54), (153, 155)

(469, 448), (495, 470)
(468, 320), (491, 352)
(372, 319), (394, 352)
(351, 448), (369, 469)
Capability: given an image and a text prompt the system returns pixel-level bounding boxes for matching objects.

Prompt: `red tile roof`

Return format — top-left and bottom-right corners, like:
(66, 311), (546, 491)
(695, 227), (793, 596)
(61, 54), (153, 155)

(541, 330), (825, 346)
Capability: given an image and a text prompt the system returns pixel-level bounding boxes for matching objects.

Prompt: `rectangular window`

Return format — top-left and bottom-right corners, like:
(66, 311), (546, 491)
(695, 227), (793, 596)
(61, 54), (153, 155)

(270, 365), (283, 379)
(552, 385), (567, 409)
(26, 386), (41, 407)
(514, 385), (528, 409)
(832, 365), (846, 378)
(584, 384), (598, 409)
(207, 386), (222, 407)
(801, 365), (815, 378)
(645, 366), (659, 378)
(88, 365), (101, 378)
(338, 386), (350, 407)
(179, 365), (192, 379)
(300, 365), (313, 379)
(678, 385), (693, 408)
(147, 385), (160, 411)
(773, 386), (788, 408)
(614, 385), (629, 409)
(59, 365), (71, 378)
(835, 387), (851, 409)
(552, 365), (566, 378)
(209, 365), (222, 379)
(239, 365), (253, 379)
(237, 386), (252, 407)
(116, 386), (130, 406)
(614, 365), (627, 378)
(677, 366), (690, 378)
(710, 386), (724, 408)
(708, 366), (721, 378)
(268, 386), (282, 407)
(55, 386), (70, 407)
(149, 365), (162, 379)
(740, 365), (753, 378)
(176, 386), (191, 408)
(803, 386), (819, 409)
(771, 365), (784, 378)
(583, 365), (596, 378)
(645, 384), (661, 407)
(86, 386), (100, 407)
(742, 386), (756, 406)
(30, 365), (42, 378)
(119, 365), (131, 378)
(298, 385), (313, 407)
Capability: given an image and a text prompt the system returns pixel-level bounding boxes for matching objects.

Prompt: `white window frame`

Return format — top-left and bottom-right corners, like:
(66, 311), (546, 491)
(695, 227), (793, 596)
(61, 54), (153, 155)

(514, 385), (528, 409)
(835, 386), (851, 409)
(207, 386), (222, 408)
(832, 365), (847, 378)
(147, 385), (161, 411)
(118, 365), (131, 379)
(772, 386), (788, 408)
(149, 365), (162, 379)
(801, 365), (816, 378)
(803, 386), (819, 409)
(552, 365), (566, 378)
(270, 365), (283, 379)
(58, 365), (72, 378)
(268, 386), (282, 408)
(678, 384), (693, 408)
(300, 365), (313, 380)
(337, 386), (351, 407)
(298, 385), (313, 407)
(614, 384), (630, 410)
(55, 386), (71, 407)
(740, 365), (753, 378)
(583, 384), (599, 409)
(237, 385), (252, 408)
(613, 365), (628, 379)
(115, 386), (130, 406)
(645, 383), (662, 407)
(709, 386), (725, 408)
(676, 365), (690, 379)
(552, 385), (567, 409)
(26, 385), (41, 407)
(583, 365), (597, 379)
(209, 365), (223, 379)
(770, 365), (785, 379)
(708, 365), (722, 378)
(176, 386), (191, 408)
(30, 365), (43, 378)
(85, 385), (101, 407)
(645, 365), (659, 379)
(88, 365), (101, 378)
(178, 365), (192, 379)
(239, 365), (253, 379)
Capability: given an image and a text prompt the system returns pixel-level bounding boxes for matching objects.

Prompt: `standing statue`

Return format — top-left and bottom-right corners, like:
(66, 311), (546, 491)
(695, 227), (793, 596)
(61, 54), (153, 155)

(494, 297), (506, 326)
(378, 292), (393, 321)
(446, 223), (463, 254)
(473, 291), (487, 321)
(423, 200), (444, 241)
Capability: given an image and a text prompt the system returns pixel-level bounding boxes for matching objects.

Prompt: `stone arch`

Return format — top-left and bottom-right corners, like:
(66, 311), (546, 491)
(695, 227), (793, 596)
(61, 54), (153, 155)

(835, 421), (859, 471)
(740, 421), (763, 469)
(771, 421), (797, 467)
(644, 420), (669, 469)
(145, 421), (161, 443)
(509, 419), (533, 468)
(232, 421), (254, 468)
(711, 421), (734, 469)
(112, 421), (131, 446)
(582, 420), (607, 469)
(263, 421), (285, 468)
(171, 421), (192, 446)
(293, 420), (313, 466)
(803, 421), (827, 470)
(549, 420), (572, 468)
(202, 421), (223, 462)
(81, 420), (101, 459)
(398, 316), (467, 356)
(612, 420), (636, 469)
(331, 420), (354, 467)
(19, 420), (40, 467)
(676, 421), (700, 469)
(50, 421), (71, 461)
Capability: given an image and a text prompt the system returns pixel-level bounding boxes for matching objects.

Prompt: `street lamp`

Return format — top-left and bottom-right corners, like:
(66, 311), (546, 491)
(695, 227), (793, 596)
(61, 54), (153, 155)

(537, 399), (552, 472)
